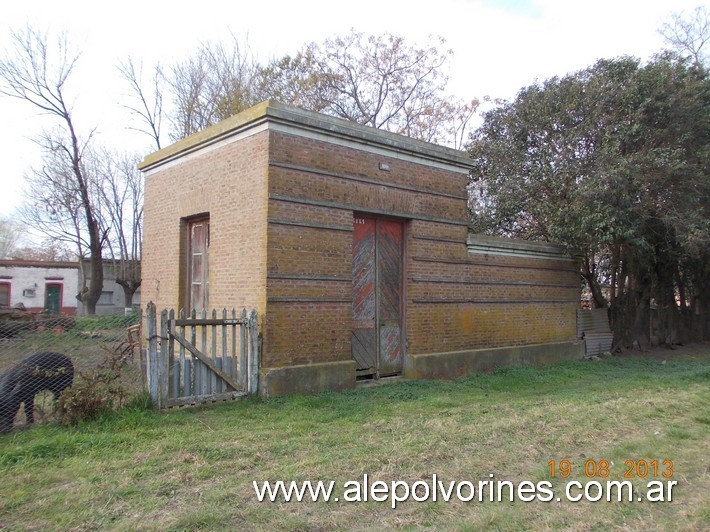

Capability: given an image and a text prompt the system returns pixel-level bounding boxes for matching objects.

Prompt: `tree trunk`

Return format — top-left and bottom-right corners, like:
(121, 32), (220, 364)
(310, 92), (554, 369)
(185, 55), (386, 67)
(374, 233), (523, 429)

(630, 264), (653, 351)
(76, 216), (103, 315)
(66, 112), (103, 316)
(609, 243), (619, 305)
(690, 260), (710, 341)
(610, 248), (631, 347)
(632, 294), (651, 350)
(116, 278), (141, 312)
(581, 257), (607, 308)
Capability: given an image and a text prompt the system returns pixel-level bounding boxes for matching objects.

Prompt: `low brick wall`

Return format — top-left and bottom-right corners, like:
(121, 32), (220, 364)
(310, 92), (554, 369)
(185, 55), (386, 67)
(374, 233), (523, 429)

(407, 234), (580, 356)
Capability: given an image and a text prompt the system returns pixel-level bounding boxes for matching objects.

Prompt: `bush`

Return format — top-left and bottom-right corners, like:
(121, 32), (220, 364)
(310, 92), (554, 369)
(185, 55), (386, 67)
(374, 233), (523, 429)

(55, 344), (132, 426)
(55, 372), (117, 426)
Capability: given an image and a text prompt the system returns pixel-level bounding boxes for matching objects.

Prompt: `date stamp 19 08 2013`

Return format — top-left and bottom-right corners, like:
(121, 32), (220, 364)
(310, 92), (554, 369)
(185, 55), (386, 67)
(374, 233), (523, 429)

(549, 459), (673, 479)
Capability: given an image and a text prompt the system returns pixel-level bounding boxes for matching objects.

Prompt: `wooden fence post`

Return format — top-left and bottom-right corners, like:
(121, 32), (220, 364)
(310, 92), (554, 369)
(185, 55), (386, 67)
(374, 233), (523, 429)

(240, 308), (248, 391)
(169, 309), (177, 400)
(159, 309), (169, 409)
(248, 309), (259, 394)
(146, 302), (159, 408)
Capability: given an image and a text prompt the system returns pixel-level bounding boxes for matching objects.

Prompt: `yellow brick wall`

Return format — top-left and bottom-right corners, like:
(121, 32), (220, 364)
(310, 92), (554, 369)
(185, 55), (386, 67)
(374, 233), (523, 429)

(141, 131), (270, 315)
(263, 131), (579, 368)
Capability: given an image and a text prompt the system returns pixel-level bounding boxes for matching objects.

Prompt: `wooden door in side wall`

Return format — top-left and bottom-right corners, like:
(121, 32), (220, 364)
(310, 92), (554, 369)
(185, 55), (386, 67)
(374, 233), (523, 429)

(352, 216), (404, 378)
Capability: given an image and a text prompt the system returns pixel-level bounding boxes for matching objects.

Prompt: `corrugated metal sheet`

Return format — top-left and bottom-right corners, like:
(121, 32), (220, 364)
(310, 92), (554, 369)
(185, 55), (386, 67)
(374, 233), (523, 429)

(577, 309), (613, 357)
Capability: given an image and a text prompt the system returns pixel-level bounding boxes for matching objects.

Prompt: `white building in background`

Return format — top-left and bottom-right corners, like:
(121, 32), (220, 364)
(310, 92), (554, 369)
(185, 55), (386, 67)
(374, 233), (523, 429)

(0, 260), (79, 314)
(0, 259), (141, 316)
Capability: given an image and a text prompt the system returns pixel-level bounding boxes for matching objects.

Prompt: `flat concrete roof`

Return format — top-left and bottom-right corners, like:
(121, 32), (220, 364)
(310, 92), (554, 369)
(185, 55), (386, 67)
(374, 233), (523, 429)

(0, 260), (79, 269)
(139, 100), (474, 172)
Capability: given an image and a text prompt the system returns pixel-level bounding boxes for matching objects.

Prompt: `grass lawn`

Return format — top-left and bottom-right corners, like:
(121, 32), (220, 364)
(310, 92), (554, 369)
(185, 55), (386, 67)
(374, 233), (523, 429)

(0, 344), (708, 530)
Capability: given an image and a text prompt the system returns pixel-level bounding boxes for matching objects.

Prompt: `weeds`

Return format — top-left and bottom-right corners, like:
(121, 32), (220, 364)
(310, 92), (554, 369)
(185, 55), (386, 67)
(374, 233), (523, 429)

(56, 344), (136, 426)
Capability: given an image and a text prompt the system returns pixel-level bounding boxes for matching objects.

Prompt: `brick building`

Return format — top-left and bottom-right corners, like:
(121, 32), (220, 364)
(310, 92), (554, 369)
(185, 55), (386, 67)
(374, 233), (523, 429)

(139, 101), (582, 397)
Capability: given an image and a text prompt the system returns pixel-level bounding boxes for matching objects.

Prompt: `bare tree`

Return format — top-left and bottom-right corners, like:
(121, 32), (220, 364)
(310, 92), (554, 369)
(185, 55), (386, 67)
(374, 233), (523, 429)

(117, 57), (164, 150)
(401, 97), (480, 149)
(167, 34), (260, 140)
(255, 52), (333, 113)
(92, 149), (143, 311)
(0, 217), (25, 259)
(446, 99), (480, 151)
(127, 29), (480, 148)
(259, 30), (479, 147)
(0, 26), (104, 313)
(19, 138), (94, 257)
(18, 134), (111, 312)
(659, 5), (709, 67)
(12, 239), (75, 261)
(306, 30), (452, 136)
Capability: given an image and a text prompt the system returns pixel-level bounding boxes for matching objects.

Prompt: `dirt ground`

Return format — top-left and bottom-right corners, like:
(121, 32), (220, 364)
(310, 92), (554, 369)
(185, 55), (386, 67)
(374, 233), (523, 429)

(614, 341), (710, 361)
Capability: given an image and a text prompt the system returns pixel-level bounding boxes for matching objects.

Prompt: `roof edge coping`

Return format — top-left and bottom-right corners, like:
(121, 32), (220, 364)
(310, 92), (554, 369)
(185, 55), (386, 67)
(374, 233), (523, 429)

(138, 100), (473, 171)
(467, 234), (575, 259)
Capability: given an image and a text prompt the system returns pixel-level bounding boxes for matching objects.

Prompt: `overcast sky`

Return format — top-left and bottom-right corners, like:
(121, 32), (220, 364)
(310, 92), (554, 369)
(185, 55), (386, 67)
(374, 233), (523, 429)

(0, 0), (704, 217)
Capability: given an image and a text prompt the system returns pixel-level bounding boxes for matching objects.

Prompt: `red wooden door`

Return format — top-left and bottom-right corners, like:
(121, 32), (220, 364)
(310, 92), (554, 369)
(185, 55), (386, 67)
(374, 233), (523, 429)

(352, 216), (404, 378)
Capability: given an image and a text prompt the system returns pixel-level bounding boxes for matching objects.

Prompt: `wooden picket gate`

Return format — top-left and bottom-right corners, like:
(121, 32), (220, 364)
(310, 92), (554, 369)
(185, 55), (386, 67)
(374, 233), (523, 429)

(145, 302), (259, 409)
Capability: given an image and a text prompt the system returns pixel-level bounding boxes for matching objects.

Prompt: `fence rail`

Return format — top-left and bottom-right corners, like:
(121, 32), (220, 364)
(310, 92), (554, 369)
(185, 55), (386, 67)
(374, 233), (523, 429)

(145, 303), (259, 409)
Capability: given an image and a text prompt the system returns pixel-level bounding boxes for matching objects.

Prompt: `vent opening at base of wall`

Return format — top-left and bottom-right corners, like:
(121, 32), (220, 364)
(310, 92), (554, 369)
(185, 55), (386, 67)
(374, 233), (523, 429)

(356, 374), (404, 387)
(355, 370), (401, 382)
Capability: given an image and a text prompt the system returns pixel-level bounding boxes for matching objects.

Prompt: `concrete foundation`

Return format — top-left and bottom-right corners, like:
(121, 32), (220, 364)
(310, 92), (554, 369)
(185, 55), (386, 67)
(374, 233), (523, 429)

(404, 341), (585, 380)
(260, 360), (356, 398)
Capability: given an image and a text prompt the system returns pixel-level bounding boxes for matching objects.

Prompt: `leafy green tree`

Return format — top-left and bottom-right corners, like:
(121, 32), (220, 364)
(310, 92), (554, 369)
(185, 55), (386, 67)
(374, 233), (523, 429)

(469, 55), (710, 347)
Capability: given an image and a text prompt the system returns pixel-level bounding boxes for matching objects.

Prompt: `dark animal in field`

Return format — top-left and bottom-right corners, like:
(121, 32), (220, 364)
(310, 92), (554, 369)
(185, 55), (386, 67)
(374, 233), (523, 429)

(0, 352), (74, 433)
